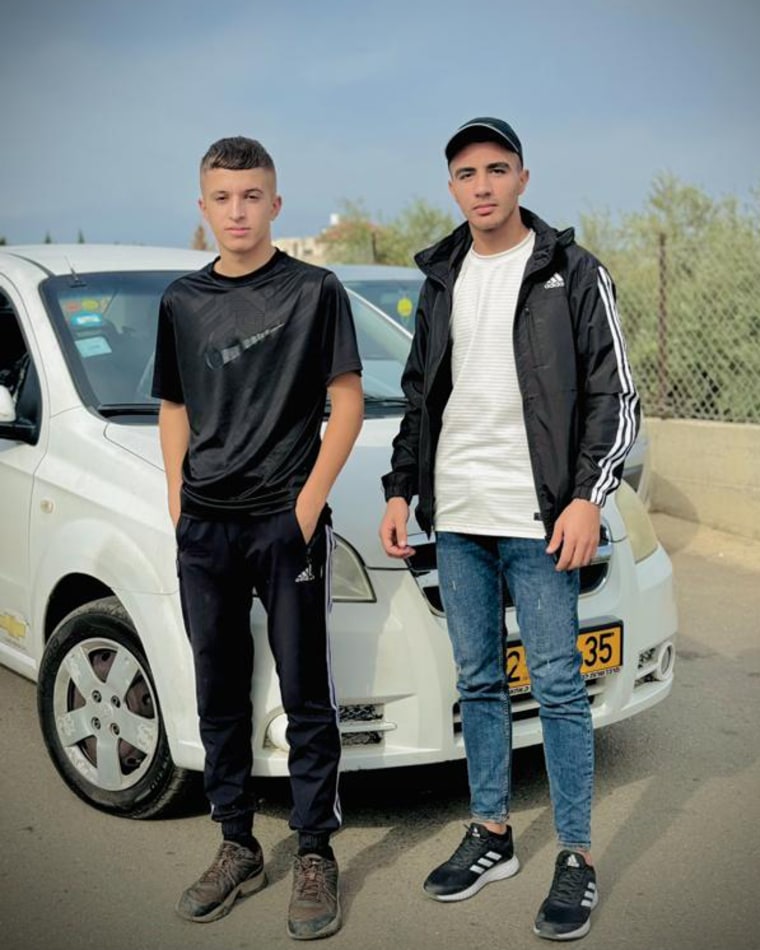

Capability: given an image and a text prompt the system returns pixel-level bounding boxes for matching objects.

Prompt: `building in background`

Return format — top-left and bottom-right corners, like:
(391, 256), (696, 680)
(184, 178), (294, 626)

(273, 233), (328, 265)
(274, 213), (345, 265)
(273, 212), (340, 265)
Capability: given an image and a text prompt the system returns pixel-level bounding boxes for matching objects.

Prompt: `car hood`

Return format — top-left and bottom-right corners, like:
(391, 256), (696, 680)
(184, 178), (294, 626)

(105, 422), (165, 471)
(329, 416), (423, 567)
(104, 419), (627, 566)
(104, 417), (418, 569)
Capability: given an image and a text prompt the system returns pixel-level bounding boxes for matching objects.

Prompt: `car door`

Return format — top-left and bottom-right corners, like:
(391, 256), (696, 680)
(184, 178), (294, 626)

(0, 282), (45, 660)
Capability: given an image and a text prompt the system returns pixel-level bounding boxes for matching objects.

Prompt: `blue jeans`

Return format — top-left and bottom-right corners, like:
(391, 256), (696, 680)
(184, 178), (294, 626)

(436, 532), (593, 851)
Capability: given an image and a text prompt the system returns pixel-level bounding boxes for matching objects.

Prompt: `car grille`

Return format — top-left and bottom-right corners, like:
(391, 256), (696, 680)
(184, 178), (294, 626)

(406, 528), (612, 616)
(338, 703), (388, 746)
(339, 531), (615, 748)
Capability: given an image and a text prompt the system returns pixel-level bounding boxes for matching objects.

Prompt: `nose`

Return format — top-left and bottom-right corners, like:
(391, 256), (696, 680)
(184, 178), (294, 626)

(473, 171), (492, 195)
(229, 196), (246, 220)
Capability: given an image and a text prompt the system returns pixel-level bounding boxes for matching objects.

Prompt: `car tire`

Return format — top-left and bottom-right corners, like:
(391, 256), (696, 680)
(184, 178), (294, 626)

(37, 596), (196, 818)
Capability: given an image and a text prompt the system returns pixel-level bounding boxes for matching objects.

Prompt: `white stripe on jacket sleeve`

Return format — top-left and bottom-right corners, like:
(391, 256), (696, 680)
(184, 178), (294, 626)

(589, 267), (640, 506)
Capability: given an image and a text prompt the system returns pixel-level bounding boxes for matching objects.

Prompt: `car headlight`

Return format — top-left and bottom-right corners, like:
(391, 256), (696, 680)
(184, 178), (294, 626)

(332, 534), (375, 602)
(615, 480), (659, 563)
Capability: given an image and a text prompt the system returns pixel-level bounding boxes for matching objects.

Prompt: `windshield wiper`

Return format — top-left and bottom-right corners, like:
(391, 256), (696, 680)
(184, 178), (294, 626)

(322, 395), (408, 419)
(364, 396), (408, 407)
(98, 403), (159, 417)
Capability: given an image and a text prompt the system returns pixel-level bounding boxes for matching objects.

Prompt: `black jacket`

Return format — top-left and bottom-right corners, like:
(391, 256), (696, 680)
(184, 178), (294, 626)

(381, 208), (640, 536)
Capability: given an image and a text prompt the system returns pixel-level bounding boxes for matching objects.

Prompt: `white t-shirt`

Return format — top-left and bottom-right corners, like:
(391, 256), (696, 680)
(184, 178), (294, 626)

(434, 231), (545, 538)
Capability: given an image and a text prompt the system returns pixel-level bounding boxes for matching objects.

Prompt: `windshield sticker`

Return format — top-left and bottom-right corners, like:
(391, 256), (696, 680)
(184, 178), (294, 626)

(63, 295), (112, 315)
(75, 336), (112, 358)
(396, 297), (413, 320)
(0, 611), (27, 642)
(70, 312), (104, 328)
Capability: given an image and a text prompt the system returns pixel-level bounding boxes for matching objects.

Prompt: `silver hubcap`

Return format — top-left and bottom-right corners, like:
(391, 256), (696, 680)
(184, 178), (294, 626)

(52, 637), (159, 791)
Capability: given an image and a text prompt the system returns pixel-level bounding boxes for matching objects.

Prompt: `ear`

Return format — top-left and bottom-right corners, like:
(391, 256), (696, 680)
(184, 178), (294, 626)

(271, 193), (283, 221)
(518, 167), (530, 195)
(198, 196), (208, 222)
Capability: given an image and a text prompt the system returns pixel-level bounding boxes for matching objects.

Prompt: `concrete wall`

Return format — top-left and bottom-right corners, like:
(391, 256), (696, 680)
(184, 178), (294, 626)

(648, 418), (760, 541)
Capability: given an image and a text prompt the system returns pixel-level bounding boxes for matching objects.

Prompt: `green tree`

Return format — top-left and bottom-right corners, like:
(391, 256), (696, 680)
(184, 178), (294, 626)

(319, 198), (456, 266)
(382, 198), (456, 267)
(318, 200), (386, 264)
(0, 236), (6, 246)
(579, 174), (760, 423)
(44, 231), (53, 244)
(77, 229), (86, 244)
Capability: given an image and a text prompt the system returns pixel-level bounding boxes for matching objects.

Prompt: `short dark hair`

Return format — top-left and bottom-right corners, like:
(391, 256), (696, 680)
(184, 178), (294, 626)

(200, 136), (275, 175)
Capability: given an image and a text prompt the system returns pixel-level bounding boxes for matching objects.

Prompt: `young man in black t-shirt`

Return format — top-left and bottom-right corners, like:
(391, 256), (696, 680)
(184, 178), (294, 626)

(152, 136), (363, 940)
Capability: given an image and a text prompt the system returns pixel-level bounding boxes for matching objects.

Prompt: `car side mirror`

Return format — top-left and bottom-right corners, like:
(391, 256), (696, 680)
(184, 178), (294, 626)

(0, 383), (37, 444)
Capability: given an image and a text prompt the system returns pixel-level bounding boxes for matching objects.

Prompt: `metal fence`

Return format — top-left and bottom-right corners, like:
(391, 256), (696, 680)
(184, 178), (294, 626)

(595, 233), (760, 424)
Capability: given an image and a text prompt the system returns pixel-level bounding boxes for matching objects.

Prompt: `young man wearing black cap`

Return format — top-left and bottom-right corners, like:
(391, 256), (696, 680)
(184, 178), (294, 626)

(153, 136), (363, 940)
(379, 118), (639, 940)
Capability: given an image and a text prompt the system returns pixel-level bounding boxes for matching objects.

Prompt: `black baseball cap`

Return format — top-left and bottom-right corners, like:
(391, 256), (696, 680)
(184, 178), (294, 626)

(445, 117), (524, 164)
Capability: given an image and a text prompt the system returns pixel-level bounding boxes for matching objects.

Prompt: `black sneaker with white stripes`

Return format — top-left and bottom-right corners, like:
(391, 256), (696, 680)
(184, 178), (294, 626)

(423, 822), (520, 902)
(534, 850), (598, 940)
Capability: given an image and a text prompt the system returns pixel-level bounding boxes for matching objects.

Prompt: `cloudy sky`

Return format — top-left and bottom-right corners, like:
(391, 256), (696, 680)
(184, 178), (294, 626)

(2, 0), (758, 248)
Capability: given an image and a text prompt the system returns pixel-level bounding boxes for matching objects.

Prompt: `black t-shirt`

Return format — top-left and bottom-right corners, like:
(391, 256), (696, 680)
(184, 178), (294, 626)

(152, 250), (362, 517)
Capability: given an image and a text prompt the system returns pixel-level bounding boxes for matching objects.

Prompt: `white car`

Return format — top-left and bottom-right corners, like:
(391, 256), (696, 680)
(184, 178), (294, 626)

(0, 245), (677, 818)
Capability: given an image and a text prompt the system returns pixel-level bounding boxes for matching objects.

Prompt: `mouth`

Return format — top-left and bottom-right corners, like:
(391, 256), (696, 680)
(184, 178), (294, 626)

(226, 227), (250, 236)
(473, 204), (497, 215)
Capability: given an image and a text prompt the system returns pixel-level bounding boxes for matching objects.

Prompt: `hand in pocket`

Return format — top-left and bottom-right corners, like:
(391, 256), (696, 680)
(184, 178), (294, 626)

(295, 491), (322, 545)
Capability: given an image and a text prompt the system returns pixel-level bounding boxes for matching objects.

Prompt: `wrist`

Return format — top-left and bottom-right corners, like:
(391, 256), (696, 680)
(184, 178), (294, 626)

(298, 483), (327, 510)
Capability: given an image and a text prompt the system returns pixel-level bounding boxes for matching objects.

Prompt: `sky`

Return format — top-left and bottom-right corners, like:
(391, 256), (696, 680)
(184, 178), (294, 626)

(1, 0), (758, 249)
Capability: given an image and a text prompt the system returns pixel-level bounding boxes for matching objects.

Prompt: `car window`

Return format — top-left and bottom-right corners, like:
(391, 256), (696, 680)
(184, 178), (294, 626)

(40, 271), (410, 417)
(0, 295), (30, 398)
(344, 290), (409, 401)
(0, 292), (42, 438)
(342, 278), (423, 330)
(41, 272), (182, 413)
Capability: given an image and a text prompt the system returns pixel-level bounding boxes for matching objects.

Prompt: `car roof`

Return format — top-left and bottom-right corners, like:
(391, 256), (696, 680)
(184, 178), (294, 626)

(330, 263), (422, 280)
(0, 246), (424, 282)
(0, 244), (215, 276)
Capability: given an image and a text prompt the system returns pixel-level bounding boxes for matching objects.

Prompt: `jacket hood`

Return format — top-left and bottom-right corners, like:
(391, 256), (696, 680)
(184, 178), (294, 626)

(414, 207), (575, 284)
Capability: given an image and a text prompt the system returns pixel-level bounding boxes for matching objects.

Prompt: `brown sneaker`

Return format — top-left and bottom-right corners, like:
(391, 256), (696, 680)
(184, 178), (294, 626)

(287, 853), (341, 940)
(176, 839), (267, 923)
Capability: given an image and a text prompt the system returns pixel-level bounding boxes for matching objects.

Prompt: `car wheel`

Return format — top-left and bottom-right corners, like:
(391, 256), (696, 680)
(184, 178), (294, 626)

(37, 596), (195, 818)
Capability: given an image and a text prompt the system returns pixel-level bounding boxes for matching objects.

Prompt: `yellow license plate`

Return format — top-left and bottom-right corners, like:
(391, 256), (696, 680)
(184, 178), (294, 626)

(506, 623), (623, 696)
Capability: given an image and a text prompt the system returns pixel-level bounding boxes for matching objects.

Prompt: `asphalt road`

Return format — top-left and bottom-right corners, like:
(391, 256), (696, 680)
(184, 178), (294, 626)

(1, 514), (759, 950)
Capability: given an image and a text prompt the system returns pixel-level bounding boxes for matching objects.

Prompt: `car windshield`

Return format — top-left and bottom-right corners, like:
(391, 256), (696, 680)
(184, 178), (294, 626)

(40, 271), (412, 418)
(341, 277), (423, 331)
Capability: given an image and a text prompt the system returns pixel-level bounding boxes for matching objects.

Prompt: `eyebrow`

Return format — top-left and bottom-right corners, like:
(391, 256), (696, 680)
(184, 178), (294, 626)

(454, 161), (512, 177)
(210, 187), (264, 197)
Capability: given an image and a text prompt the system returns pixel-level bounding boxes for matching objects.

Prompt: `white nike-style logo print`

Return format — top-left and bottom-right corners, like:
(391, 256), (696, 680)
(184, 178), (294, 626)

(205, 322), (285, 368)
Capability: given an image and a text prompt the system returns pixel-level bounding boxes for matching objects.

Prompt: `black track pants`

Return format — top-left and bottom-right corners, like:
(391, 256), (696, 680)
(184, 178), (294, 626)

(176, 507), (342, 834)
